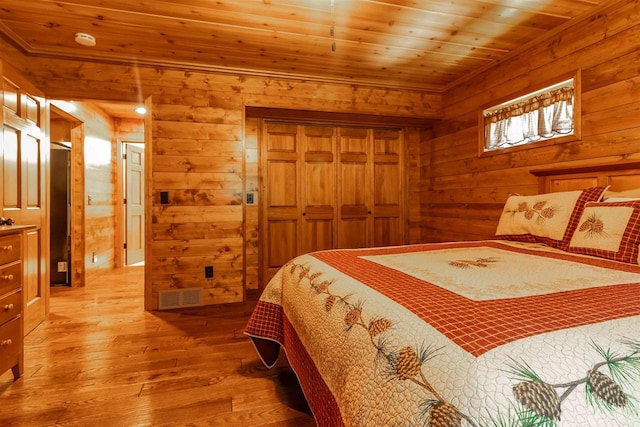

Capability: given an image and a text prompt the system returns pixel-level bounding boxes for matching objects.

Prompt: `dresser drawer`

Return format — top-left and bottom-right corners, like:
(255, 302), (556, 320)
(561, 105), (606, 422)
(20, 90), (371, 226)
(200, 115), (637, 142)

(0, 234), (21, 265)
(0, 316), (21, 373)
(0, 290), (21, 326)
(0, 262), (22, 296)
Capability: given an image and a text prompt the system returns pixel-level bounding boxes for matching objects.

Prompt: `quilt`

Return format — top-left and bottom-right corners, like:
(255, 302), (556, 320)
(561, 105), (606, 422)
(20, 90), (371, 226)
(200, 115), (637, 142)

(245, 240), (640, 426)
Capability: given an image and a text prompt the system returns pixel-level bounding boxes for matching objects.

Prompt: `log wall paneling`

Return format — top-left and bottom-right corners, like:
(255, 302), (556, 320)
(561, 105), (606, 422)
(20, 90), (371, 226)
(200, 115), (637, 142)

(0, 0), (634, 308)
(150, 101), (245, 307)
(422, 0), (640, 243)
(1, 37), (433, 308)
(63, 102), (119, 280)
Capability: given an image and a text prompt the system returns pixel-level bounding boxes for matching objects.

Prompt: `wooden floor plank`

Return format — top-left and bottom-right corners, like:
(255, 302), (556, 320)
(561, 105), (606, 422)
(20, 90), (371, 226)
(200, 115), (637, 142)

(0, 266), (316, 426)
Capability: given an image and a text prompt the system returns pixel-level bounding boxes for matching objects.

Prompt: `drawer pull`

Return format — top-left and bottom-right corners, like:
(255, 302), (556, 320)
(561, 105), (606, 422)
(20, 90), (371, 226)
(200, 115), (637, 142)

(1, 245), (12, 252)
(4, 303), (13, 311)
(1, 339), (12, 347)
(1, 274), (13, 281)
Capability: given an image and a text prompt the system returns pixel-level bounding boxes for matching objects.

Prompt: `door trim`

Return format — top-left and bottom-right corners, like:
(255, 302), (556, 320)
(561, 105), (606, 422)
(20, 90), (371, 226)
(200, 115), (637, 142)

(120, 141), (145, 266)
(50, 104), (85, 288)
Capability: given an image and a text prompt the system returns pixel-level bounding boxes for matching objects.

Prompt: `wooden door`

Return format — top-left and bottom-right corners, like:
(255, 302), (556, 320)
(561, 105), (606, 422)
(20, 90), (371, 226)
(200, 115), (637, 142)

(337, 127), (406, 249)
(371, 129), (405, 247)
(1, 63), (49, 334)
(260, 121), (406, 287)
(336, 127), (371, 249)
(300, 126), (335, 255)
(261, 123), (300, 284)
(125, 143), (145, 265)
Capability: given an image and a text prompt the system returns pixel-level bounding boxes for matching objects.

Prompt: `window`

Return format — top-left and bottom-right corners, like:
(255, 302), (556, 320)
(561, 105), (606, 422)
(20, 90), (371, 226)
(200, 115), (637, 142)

(480, 72), (581, 154)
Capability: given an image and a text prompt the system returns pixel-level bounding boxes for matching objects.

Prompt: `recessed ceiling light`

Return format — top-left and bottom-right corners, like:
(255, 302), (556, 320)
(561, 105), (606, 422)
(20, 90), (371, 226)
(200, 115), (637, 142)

(75, 32), (96, 47)
(135, 106), (147, 115)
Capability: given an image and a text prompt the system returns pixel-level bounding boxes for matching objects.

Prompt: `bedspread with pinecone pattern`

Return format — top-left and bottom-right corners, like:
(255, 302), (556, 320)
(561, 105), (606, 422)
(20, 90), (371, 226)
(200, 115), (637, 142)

(245, 240), (640, 426)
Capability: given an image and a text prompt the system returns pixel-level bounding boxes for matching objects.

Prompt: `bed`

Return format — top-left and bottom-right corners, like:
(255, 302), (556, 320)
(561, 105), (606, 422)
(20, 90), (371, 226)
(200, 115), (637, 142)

(245, 162), (640, 427)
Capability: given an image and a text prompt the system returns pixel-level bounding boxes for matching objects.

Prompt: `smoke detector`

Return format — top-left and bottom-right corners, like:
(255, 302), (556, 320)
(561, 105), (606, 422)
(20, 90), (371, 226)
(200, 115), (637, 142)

(75, 32), (96, 47)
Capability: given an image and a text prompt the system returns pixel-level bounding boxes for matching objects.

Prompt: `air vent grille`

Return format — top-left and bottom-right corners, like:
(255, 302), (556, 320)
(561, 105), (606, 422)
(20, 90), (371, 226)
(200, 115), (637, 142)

(158, 288), (203, 310)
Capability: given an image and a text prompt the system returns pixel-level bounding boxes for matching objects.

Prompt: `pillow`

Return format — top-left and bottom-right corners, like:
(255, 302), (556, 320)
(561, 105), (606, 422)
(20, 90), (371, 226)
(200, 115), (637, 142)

(567, 200), (640, 264)
(604, 188), (640, 201)
(495, 186), (609, 250)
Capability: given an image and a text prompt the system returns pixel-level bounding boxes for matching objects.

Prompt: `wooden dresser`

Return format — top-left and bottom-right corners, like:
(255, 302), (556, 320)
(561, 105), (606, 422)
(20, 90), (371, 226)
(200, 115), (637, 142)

(0, 225), (34, 380)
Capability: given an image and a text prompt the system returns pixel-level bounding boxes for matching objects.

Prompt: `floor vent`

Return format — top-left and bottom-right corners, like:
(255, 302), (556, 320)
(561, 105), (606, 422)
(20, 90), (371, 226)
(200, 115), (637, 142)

(158, 288), (203, 310)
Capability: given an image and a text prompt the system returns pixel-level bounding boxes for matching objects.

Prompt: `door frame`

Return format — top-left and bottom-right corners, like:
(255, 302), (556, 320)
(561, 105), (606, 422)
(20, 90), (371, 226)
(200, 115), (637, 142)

(117, 140), (145, 267)
(252, 109), (413, 291)
(49, 104), (86, 288)
(49, 141), (71, 286)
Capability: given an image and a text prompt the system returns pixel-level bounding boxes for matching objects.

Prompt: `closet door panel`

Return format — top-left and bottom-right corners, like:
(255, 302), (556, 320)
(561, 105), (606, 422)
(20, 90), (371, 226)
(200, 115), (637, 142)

(337, 218), (368, 249)
(371, 129), (404, 247)
(261, 123), (300, 283)
(374, 163), (400, 205)
(337, 128), (371, 249)
(267, 220), (298, 269)
(301, 215), (333, 255)
(301, 126), (335, 254)
(373, 217), (402, 247)
(267, 160), (297, 208)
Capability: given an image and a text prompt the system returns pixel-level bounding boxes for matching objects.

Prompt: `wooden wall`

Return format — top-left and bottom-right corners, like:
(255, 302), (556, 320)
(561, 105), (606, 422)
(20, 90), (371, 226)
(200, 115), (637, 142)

(3, 0), (638, 308)
(0, 39), (439, 308)
(422, 0), (640, 242)
(8, 0), (636, 308)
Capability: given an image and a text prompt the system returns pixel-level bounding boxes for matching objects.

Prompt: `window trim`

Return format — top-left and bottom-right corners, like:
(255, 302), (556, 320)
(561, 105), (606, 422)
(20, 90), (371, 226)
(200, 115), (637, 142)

(478, 69), (582, 157)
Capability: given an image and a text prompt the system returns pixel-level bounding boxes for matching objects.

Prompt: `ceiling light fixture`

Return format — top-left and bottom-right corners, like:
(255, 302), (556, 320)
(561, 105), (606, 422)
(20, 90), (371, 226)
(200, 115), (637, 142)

(135, 106), (147, 115)
(74, 32), (96, 47)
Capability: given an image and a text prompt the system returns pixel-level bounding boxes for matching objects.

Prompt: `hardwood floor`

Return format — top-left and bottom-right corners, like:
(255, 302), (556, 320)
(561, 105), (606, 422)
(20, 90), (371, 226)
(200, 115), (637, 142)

(0, 266), (316, 426)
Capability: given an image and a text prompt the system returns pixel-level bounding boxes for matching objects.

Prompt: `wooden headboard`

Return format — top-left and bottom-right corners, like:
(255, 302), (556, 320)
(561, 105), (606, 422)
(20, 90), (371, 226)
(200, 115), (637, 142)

(530, 160), (640, 193)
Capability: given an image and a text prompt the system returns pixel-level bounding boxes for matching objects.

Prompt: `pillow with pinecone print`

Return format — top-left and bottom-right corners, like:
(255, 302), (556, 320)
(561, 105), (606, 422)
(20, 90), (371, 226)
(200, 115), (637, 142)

(567, 200), (640, 264)
(494, 186), (609, 250)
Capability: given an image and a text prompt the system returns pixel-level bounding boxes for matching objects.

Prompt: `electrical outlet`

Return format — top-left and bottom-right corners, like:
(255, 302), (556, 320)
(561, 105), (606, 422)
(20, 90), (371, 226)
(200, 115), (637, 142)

(92, 252), (98, 263)
(57, 261), (68, 272)
(204, 265), (214, 278)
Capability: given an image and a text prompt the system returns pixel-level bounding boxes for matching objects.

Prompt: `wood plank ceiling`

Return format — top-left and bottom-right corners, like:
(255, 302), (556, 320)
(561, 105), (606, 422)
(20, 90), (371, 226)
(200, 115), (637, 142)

(0, 0), (604, 92)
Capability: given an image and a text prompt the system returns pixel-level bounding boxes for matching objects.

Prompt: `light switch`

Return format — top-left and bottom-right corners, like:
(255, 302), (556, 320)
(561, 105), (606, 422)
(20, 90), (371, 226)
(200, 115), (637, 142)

(246, 192), (257, 205)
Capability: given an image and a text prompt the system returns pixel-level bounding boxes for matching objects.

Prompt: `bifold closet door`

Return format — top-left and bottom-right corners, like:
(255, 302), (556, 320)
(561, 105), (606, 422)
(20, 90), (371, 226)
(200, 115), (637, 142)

(336, 128), (405, 249)
(261, 123), (337, 284)
(261, 121), (405, 285)
(299, 126), (336, 255)
(336, 128), (371, 249)
(370, 129), (405, 247)
(261, 123), (300, 284)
